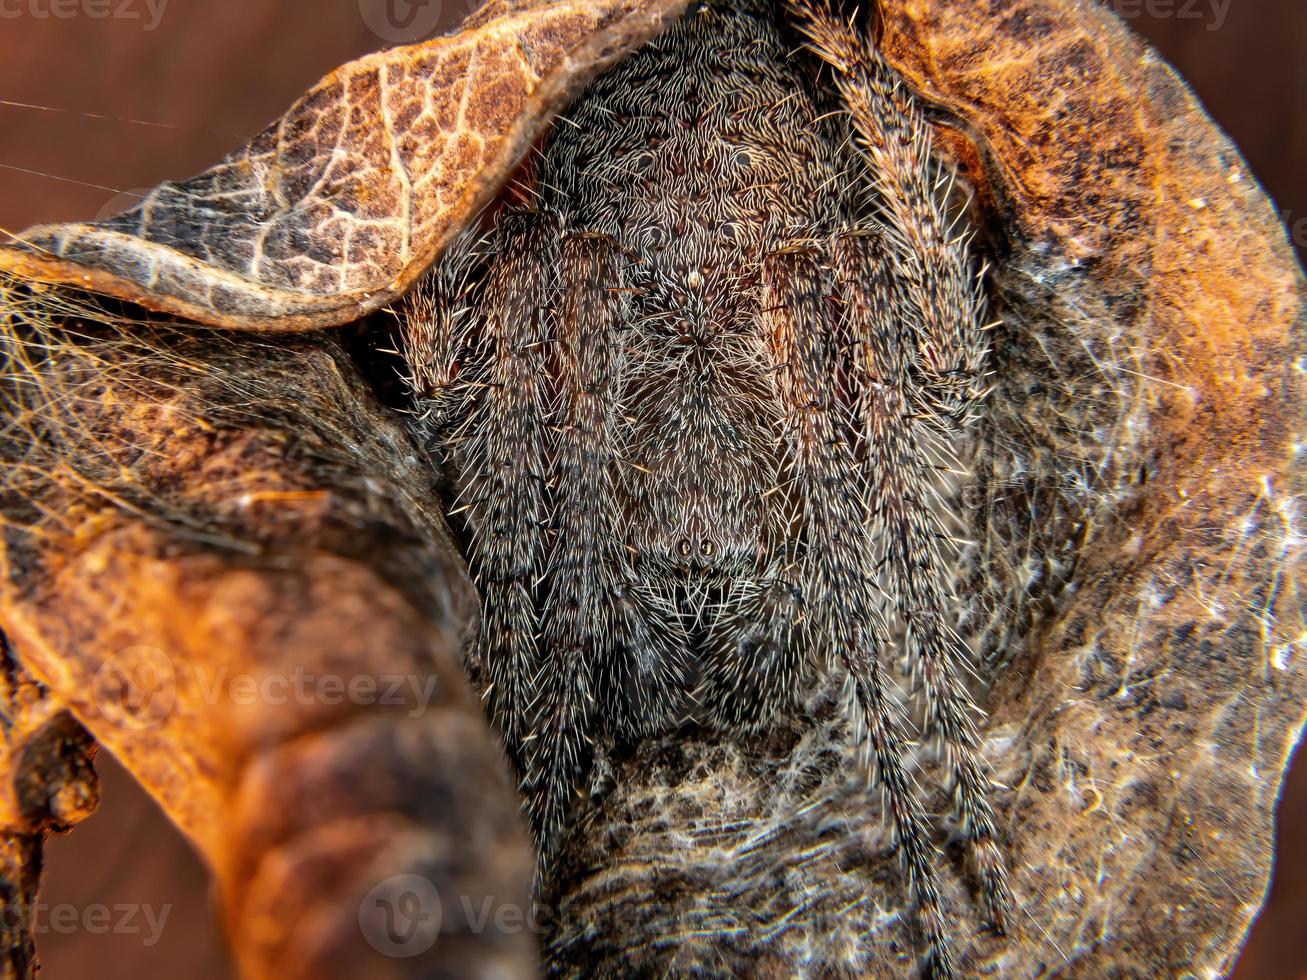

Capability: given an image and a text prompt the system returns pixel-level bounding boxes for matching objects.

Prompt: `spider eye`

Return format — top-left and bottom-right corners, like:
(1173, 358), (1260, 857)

(677, 538), (692, 558)
(700, 539), (715, 558)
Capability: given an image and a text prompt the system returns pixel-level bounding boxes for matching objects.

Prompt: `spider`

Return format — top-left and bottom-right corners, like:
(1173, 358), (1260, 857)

(399, 1), (1006, 971)
(0, 0), (1298, 976)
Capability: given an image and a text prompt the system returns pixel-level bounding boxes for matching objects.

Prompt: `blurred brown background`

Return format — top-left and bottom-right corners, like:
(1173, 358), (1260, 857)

(0, 1), (1301, 977)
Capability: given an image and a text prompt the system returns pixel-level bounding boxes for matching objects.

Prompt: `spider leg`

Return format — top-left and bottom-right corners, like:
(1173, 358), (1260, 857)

(788, 0), (989, 422)
(836, 231), (1012, 934)
(528, 233), (686, 866)
(790, 0), (1011, 934)
(399, 223), (488, 439)
(762, 246), (956, 980)
(454, 213), (559, 757)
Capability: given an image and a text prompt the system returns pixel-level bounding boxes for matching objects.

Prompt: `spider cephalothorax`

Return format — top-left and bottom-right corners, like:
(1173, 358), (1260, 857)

(402, 2), (1005, 970)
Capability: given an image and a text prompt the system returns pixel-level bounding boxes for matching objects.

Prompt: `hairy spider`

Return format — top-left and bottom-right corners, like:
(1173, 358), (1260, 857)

(400, 1), (1006, 971)
(3, 0), (1295, 976)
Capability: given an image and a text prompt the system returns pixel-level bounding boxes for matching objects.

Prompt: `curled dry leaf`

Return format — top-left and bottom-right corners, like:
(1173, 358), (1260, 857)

(0, 295), (537, 979)
(0, 0), (1302, 978)
(0, 0), (690, 330)
(548, 2), (1305, 976)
